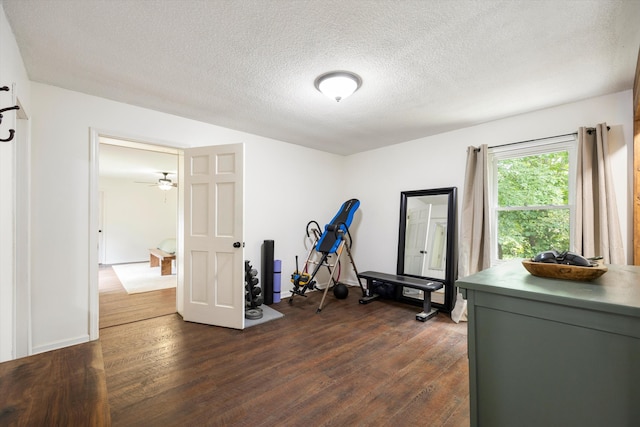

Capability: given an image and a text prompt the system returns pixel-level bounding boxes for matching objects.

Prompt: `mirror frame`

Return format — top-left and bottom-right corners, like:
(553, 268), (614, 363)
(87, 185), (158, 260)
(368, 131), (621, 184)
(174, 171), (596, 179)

(397, 187), (457, 312)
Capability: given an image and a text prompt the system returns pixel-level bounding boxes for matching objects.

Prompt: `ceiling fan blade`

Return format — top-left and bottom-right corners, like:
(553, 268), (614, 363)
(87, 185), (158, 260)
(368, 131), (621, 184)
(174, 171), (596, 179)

(135, 173), (178, 190)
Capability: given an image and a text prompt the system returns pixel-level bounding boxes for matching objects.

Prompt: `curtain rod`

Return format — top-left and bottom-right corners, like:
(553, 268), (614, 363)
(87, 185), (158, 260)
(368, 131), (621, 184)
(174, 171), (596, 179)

(474, 126), (610, 152)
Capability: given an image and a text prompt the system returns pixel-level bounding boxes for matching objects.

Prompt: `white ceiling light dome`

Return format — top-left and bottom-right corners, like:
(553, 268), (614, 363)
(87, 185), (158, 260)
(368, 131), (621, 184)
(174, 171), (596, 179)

(314, 71), (362, 102)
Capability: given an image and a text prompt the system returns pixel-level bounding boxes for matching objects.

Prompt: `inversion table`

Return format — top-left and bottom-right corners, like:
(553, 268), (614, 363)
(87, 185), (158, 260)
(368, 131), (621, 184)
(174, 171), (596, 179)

(289, 199), (366, 313)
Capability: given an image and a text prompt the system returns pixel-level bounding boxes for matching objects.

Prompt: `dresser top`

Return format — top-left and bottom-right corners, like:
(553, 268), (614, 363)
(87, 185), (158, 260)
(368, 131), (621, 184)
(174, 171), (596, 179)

(456, 260), (640, 316)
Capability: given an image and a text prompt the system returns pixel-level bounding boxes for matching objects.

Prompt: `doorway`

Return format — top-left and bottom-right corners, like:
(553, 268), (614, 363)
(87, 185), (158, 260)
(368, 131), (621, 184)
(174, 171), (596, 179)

(89, 131), (245, 338)
(95, 135), (181, 329)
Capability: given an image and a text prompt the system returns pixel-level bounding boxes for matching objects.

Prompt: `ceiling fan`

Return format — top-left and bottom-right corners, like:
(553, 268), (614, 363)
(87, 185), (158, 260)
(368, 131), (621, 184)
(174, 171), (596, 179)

(136, 172), (178, 191)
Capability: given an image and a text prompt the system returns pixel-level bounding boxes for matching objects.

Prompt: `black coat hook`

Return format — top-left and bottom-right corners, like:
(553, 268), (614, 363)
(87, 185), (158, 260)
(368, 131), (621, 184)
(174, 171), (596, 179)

(0, 129), (15, 142)
(0, 105), (19, 114)
(0, 105), (20, 125)
(1, 85), (20, 142)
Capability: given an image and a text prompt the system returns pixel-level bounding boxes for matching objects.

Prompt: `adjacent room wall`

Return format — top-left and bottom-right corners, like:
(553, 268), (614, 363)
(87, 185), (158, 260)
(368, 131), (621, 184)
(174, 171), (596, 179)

(345, 90), (633, 276)
(99, 177), (178, 265)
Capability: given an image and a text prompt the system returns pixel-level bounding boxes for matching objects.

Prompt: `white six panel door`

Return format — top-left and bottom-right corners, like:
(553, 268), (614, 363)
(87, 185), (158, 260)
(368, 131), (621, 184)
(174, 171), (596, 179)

(404, 205), (431, 276)
(183, 143), (244, 329)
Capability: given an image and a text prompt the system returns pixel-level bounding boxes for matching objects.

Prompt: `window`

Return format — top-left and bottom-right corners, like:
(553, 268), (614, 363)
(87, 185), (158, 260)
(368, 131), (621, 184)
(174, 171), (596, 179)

(489, 135), (577, 264)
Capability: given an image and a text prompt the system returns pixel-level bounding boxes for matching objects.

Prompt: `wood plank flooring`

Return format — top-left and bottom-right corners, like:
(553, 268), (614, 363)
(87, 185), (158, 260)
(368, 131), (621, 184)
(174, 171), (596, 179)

(99, 264), (176, 328)
(0, 340), (111, 426)
(100, 291), (470, 426)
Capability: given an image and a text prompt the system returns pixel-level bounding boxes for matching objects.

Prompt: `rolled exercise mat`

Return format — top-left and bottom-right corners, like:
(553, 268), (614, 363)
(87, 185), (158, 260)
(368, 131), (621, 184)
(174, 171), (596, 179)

(273, 259), (282, 303)
(262, 240), (274, 305)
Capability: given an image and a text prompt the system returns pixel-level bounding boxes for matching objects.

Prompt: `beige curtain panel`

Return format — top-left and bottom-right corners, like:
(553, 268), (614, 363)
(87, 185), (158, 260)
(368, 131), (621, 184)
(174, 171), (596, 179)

(453, 144), (491, 323)
(574, 123), (625, 264)
(458, 144), (491, 279)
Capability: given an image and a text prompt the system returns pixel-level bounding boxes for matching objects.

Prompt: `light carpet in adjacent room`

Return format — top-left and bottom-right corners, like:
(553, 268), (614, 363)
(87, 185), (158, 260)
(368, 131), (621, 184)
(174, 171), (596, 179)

(112, 262), (176, 294)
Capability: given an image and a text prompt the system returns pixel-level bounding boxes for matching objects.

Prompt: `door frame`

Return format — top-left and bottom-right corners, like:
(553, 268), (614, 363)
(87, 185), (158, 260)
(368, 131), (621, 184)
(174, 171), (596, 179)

(88, 128), (185, 339)
(633, 46), (639, 265)
(0, 93), (30, 361)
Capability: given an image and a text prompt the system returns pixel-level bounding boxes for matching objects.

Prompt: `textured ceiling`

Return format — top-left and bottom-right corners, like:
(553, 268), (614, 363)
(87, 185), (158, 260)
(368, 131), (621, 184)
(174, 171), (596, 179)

(3, 0), (640, 155)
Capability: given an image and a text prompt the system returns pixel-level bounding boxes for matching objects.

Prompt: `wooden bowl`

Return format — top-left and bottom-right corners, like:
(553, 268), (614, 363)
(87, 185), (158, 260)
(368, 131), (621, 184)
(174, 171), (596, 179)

(521, 259), (607, 281)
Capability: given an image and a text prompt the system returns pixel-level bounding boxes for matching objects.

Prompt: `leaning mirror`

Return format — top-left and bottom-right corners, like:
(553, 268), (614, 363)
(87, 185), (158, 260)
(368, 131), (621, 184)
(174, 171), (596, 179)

(397, 187), (457, 312)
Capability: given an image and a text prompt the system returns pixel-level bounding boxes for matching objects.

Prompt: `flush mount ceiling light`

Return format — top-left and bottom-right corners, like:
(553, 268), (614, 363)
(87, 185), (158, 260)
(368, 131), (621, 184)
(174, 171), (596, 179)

(314, 71), (362, 102)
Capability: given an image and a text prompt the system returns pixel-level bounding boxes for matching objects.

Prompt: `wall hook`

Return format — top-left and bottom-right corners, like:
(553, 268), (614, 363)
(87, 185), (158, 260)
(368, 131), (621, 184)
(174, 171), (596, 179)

(0, 105), (20, 125)
(0, 129), (15, 142)
(1, 85), (20, 142)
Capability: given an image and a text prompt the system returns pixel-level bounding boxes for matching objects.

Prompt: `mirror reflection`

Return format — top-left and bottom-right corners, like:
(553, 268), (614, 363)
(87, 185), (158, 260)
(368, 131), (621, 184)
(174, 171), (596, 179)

(397, 187), (457, 312)
(402, 194), (449, 279)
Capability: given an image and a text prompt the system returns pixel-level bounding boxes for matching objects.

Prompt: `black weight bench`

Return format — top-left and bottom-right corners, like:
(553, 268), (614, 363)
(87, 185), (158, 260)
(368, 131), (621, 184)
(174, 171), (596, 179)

(358, 271), (443, 322)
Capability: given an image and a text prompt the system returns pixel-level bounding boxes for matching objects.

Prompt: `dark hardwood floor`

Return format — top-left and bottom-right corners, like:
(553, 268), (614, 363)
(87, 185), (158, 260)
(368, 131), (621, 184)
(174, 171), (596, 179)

(1, 278), (470, 426)
(0, 340), (111, 426)
(99, 264), (176, 328)
(0, 265), (176, 426)
(100, 291), (470, 426)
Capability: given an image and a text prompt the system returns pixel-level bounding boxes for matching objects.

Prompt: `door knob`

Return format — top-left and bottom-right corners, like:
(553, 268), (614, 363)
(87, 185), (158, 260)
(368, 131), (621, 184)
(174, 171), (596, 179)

(233, 242), (243, 248)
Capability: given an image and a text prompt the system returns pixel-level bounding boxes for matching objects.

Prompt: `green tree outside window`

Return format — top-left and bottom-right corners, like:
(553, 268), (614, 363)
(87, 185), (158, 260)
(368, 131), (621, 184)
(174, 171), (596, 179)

(496, 151), (570, 259)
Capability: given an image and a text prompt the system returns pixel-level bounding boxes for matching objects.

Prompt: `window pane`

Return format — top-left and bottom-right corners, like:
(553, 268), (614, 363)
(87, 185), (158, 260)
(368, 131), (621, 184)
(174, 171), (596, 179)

(497, 208), (570, 259)
(497, 151), (569, 207)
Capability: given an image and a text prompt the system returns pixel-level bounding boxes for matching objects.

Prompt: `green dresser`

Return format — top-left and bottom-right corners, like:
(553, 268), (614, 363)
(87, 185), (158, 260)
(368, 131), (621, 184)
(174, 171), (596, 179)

(456, 261), (640, 427)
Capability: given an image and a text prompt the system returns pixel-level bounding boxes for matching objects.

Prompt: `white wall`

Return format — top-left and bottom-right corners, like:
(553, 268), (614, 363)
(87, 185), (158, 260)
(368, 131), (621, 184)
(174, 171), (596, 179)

(29, 82), (343, 353)
(0, 3), (32, 362)
(345, 90), (634, 276)
(243, 138), (349, 288)
(100, 177), (178, 264)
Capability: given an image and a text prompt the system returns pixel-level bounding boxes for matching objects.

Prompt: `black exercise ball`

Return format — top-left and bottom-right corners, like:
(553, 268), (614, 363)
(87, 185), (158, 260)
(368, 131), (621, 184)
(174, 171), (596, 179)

(333, 283), (349, 299)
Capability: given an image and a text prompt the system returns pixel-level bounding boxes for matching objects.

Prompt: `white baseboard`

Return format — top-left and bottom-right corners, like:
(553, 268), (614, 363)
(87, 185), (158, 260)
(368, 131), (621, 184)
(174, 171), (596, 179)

(32, 334), (91, 356)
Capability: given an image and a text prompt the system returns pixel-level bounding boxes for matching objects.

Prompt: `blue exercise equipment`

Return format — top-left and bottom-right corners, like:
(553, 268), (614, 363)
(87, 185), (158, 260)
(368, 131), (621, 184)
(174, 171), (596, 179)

(289, 199), (367, 313)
